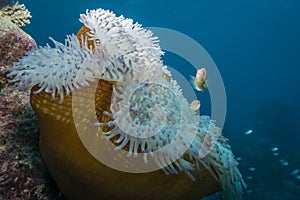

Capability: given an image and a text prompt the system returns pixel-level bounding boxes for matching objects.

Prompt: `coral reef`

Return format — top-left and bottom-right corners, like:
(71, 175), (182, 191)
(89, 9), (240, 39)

(0, 6), (63, 199)
(0, 1), (31, 27)
(0, 86), (62, 199)
(0, 16), (36, 89)
(7, 8), (246, 200)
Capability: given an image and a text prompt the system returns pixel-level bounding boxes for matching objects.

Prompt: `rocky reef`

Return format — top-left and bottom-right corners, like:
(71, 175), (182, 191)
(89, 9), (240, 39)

(0, 3), (63, 199)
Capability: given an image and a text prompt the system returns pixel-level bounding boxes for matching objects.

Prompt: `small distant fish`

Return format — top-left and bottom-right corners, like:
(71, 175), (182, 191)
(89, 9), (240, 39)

(246, 176), (253, 180)
(190, 68), (207, 92)
(244, 129), (253, 135)
(290, 169), (300, 176)
(248, 167), (256, 171)
(270, 147), (279, 152)
(190, 100), (201, 111)
(246, 190), (252, 193)
(273, 152), (279, 156)
(295, 175), (300, 179)
(236, 157), (242, 161)
(279, 159), (289, 166)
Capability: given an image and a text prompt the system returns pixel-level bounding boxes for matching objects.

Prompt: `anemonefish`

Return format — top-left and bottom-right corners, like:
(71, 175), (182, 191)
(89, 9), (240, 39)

(190, 100), (201, 111)
(190, 68), (207, 92)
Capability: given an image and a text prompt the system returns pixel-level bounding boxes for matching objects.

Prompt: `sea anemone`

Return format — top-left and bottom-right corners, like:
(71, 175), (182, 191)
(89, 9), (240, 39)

(8, 8), (246, 200)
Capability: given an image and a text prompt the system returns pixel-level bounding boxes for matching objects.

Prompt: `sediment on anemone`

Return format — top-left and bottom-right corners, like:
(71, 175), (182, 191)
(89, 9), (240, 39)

(7, 8), (246, 199)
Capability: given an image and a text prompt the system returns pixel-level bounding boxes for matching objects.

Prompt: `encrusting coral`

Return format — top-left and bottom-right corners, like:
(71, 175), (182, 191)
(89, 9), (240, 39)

(0, 15), (36, 89)
(8, 8), (247, 200)
(0, 1), (31, 27)
(0, 5), (65, 198)
(0, 2), (33, 87)
(0, 84), (64, 199)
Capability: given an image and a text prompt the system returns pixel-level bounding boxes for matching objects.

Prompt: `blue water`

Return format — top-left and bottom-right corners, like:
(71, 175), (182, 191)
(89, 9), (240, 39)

(19, 0), (300, 199)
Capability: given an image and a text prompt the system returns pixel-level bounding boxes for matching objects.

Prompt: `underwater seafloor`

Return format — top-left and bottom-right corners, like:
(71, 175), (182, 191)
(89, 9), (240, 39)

(1, 0), (300, 200)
